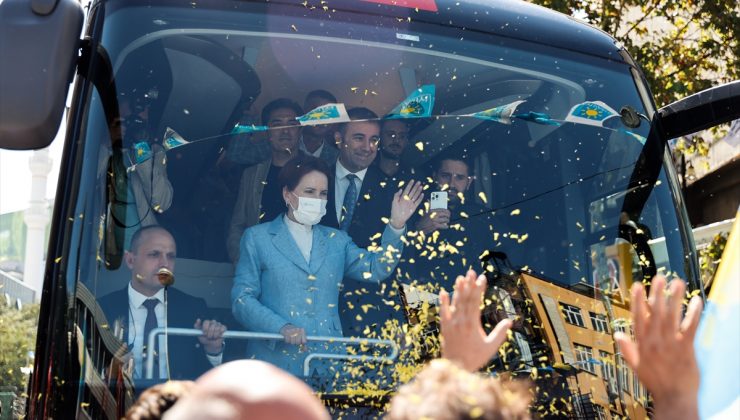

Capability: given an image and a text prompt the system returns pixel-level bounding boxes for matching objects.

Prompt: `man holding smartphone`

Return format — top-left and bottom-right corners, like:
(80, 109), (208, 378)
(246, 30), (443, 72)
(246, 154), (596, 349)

(411, 154), (492, 291)
(416, 155), (478, 234)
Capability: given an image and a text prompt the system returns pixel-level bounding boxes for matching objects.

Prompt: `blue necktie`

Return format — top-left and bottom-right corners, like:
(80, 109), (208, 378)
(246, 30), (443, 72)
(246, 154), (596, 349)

(142, 298), (159, 378)
(340, 174), (358, 231)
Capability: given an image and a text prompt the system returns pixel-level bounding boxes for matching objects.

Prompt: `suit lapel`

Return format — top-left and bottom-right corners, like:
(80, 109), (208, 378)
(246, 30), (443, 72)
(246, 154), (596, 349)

(321, 165), (340, 229)
(269, 217), (311, 272)
(309, 226), (330, 273)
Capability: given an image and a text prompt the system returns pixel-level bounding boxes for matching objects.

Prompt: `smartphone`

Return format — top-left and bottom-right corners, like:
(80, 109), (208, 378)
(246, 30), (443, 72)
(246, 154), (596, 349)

(430, 191), (448, 210)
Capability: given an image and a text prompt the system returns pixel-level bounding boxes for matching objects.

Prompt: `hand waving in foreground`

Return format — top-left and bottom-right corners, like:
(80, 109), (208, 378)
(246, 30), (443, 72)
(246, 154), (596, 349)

(439, 270), (513, 371)
(614, 276), (703, 420)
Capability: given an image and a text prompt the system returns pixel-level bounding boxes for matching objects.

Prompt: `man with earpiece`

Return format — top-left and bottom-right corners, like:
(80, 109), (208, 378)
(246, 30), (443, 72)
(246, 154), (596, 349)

(99, 225), (226, 381)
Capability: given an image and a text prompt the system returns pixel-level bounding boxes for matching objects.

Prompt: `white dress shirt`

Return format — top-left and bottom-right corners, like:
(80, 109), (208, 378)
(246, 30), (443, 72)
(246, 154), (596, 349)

(299, 137), (325, 158)
(284, 215), (314, 262)
(334, 160), (368, 224)
(127, 284), (222, 379)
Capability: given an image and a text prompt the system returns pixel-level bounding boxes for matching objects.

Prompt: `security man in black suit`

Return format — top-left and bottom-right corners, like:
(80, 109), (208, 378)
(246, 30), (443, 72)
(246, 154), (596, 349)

(321, 107), (405, 338)
(98, 225), (226, 380)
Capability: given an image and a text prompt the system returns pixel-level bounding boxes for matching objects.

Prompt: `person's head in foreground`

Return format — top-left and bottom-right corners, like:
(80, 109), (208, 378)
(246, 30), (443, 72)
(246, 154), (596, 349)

(125, 380), (195, 420)
(385, 358), (531, 420)
(162, 360), (330, 420)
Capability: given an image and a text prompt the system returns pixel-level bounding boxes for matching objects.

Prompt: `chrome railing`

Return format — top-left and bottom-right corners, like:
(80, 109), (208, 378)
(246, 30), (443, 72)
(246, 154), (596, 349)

(145, 328), (399, 379)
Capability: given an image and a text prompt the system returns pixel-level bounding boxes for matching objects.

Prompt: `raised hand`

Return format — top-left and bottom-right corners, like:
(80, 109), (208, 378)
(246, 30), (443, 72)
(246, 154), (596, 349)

(439, 270), (512, 371)
(389, 180), (424, 230)
(614, 276), (703, 420)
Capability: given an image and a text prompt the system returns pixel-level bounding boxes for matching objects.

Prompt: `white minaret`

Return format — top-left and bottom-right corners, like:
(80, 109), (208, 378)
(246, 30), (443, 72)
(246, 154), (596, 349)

(23, 148), (53, 302)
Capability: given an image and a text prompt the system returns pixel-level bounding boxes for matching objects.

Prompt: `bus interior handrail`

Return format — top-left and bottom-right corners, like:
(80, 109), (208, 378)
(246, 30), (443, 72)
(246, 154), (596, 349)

(145, 327), (399, 379)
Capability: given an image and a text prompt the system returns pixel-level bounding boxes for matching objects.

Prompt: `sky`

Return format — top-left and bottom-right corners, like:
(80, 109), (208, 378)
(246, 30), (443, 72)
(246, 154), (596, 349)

(0, 121), (65, 215)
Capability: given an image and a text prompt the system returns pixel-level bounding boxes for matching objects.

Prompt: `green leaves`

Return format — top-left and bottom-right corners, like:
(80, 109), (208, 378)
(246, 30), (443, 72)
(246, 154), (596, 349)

(528, 0), (739, 158)
(528, 0), (739, 107)
(0, 303), (39, 392)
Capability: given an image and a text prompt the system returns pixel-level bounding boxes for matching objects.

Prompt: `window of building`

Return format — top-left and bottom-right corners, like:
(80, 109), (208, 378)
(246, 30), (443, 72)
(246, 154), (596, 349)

(593, 404), (608, 420)
(590, 312), (609, 333)
(574, 343), (597, 374)
(617, 355), (631, 394)
(561, 303), (585, 327)
(599, 350), (617, 393)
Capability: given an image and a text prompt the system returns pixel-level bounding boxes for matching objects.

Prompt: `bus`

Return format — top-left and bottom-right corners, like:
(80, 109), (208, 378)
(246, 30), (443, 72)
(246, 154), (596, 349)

(1, 0), (738, 418)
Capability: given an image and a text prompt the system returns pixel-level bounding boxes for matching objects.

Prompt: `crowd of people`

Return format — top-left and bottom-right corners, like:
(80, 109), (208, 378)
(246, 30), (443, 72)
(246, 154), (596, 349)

(105, 87), (488, 382)
(121, 270), (703, 419)
(104, 87), (707, 419)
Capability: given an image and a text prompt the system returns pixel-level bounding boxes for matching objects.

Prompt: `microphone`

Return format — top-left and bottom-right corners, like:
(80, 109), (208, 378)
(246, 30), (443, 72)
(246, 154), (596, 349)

(157, 267), (175, 287)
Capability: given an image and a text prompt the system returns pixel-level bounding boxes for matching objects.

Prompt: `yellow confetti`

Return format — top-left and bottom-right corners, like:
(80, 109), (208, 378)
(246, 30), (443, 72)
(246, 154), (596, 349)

(414, 142), (424, 151)
(54, 257), (62, 263)
(510, 208), (521, 216)
(362, 272), (372, 279)
(478, 192), (488, 204)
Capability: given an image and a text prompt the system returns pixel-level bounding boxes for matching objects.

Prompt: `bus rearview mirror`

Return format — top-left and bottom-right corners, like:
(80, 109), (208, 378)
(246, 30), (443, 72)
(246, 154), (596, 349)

(0, 0), (83, 150)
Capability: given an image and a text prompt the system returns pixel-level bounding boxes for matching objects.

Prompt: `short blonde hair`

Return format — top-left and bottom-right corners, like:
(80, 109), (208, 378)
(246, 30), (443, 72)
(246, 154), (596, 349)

(386, 359), (531, 420)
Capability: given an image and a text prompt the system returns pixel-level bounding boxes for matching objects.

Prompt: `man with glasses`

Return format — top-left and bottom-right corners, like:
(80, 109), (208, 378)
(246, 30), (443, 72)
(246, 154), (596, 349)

(375, 119), (412, 181)
(411, 154), (493, 292)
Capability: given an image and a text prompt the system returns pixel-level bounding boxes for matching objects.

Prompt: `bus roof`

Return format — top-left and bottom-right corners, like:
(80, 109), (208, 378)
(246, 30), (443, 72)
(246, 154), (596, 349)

(273, 0), (623, 62)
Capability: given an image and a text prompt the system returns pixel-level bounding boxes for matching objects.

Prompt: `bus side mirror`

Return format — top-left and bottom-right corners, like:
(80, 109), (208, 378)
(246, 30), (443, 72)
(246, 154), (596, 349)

(0, 0), (83, 150)
(658, 80), (740, 139)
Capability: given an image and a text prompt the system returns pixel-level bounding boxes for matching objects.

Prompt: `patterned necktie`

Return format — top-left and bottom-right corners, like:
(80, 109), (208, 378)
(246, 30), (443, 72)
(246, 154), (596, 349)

(142, 298), (159, 378)
(340, 174), (359, 231)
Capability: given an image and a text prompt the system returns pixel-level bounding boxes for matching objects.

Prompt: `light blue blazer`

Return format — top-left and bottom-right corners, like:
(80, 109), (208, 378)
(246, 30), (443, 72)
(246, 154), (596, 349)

(231, 214), (403, 377)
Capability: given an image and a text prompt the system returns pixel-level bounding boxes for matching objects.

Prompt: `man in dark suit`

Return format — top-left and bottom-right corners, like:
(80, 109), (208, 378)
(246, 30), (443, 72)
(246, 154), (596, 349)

(98, 225), (226, 380)
(320, 107), (405, 338)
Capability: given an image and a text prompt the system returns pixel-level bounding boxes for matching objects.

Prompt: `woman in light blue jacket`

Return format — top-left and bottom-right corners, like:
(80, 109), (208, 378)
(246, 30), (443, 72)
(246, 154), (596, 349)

(231, 155), (422, 379)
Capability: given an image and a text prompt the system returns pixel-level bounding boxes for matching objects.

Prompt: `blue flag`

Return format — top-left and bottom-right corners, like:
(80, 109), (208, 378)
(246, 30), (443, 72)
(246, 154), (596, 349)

(386, 85), (435, 119)
(297, 103), (350, 126)
(133, 141), (152, 164)
(513, 111), (561, 126)
(470, 100), (526, 124)
(232, 123), (269, 134)
(565, 101), (618, 127)
(162, 127), (190, 151)
(695, 210), (740, 419)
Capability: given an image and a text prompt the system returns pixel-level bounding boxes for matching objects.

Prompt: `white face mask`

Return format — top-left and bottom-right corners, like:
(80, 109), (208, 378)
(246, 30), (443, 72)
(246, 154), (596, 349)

(289, 193), (327, 226)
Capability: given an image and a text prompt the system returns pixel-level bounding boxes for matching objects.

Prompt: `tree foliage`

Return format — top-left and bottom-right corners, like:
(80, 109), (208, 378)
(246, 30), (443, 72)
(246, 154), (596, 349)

(529, 0), (739, 154)
(0, 302), (38, 393)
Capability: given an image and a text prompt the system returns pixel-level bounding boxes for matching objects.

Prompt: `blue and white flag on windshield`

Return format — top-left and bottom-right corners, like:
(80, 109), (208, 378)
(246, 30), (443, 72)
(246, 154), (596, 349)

(162, 127), (190, 151)
(297, 103), (350, 126)
(386, 85), (435, 119)
(469, 100), (526, 124)
(231, 123), (269, 134)
(565, 101), (618, 127)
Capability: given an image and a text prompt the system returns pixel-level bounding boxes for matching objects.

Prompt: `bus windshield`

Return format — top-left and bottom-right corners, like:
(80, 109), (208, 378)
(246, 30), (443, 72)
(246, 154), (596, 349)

(72, 0), (691, 417)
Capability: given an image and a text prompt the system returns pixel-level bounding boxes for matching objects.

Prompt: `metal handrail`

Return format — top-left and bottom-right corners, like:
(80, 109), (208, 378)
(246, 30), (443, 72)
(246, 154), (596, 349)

(145, 328), (399, 379)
